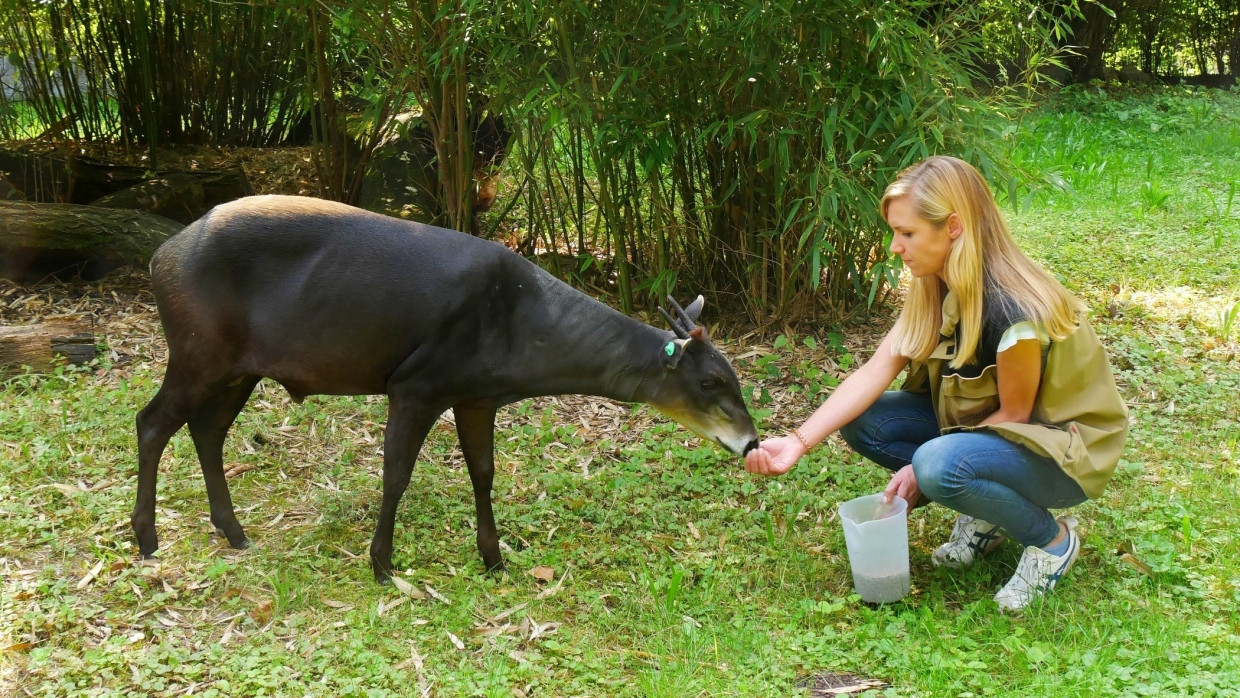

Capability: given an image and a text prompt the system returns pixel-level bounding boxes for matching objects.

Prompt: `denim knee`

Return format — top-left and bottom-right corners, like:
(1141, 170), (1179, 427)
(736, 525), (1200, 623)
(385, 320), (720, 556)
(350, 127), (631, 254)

(911, 437), (964, 503)
(840, 391), (940, 471)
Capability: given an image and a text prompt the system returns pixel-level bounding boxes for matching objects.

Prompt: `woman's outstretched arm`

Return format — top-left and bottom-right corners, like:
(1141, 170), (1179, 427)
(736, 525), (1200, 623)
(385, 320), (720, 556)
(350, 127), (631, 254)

(745, 330), (910, 476)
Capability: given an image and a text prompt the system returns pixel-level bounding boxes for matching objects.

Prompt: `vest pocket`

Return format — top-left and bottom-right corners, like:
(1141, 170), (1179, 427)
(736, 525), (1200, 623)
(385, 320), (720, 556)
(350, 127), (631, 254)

(938, 366), (1000, 427)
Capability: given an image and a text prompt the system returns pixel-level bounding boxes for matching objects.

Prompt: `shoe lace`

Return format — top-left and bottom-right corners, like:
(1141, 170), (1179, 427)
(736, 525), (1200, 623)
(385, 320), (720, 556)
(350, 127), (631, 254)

(947, 516), (998, 553)
(968, 524), (1001, 555)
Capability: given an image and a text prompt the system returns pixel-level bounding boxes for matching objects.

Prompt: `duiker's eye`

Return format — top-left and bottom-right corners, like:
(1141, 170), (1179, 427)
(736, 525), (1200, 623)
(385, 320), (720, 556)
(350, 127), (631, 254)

(700, 379), (719, 392)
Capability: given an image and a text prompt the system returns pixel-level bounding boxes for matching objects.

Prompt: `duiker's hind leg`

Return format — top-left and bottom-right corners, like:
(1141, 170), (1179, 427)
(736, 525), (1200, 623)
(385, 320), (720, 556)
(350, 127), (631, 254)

(133, 365), (212, 557)
(369, 395), (439, 584)
(187, 376), (261, 549)
(454, 402), (503, 572)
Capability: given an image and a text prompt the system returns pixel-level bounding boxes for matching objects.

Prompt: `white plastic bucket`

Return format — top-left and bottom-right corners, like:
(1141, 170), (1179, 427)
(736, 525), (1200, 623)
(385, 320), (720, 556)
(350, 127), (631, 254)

(838, 493), (910, 603)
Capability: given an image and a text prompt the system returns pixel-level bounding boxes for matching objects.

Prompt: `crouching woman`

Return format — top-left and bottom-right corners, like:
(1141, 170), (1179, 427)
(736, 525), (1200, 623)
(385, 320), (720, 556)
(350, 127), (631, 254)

(745, 156), (1129, 612)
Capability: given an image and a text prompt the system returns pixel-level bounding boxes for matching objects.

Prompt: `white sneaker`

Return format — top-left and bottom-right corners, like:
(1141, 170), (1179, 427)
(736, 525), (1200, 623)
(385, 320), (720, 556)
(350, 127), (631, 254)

(995, 516), (1081, 613)
(932, 515), (1005, 568)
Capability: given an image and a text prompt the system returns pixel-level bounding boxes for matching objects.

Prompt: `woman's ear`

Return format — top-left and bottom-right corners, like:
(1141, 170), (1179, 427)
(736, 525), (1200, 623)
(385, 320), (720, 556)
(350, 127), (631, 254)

(946, 212), (964, 240)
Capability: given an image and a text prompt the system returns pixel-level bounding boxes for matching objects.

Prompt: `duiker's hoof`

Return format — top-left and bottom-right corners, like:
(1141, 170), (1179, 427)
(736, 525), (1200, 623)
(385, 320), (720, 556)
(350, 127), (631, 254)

(214, 527), (251, 550)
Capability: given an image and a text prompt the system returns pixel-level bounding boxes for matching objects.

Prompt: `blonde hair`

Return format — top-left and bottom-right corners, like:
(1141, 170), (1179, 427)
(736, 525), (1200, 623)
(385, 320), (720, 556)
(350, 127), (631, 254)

(880, 156), (1084, 368)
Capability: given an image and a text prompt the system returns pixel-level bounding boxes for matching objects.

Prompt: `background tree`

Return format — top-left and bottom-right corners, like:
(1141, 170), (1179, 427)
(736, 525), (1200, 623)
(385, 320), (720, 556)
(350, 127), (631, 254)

(476, 0), (1078, 318)
(1185, 0), (1240, 75)
(0, 0), (308, 157)
(1064, 0), (1128, 83)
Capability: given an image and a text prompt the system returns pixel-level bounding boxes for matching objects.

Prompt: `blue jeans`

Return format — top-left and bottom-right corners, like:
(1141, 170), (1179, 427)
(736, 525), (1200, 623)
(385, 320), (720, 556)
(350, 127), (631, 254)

(838, 391), (1087, 548)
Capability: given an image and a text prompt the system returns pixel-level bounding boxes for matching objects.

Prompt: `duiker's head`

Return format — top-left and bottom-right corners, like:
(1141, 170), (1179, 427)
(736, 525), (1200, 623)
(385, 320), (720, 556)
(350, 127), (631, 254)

(650, 296), (758, 455)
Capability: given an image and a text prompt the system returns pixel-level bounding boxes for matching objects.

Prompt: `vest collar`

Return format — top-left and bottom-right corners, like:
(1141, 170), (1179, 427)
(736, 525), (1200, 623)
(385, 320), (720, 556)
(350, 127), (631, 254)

(939, 289), (960, 338)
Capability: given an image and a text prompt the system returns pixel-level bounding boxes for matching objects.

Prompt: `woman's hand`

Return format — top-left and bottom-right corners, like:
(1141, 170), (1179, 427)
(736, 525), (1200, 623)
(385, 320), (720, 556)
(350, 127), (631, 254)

(883, 464), (921, 505)
(744, 435), (808, 476)
(744, 330), (910, 479)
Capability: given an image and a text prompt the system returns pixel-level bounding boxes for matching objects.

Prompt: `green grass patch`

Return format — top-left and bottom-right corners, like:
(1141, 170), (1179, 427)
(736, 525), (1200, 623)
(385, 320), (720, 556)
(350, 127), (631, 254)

(3, 87), (1239, 695)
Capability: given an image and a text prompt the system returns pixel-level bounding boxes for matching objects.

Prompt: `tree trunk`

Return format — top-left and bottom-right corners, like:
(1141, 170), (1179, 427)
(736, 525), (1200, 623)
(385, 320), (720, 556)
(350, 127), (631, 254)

(1231, 5), (1240, 77)
(0, 315), (96, 378)
(1066, 0), (1127, 83)
(1136, 0), (1165, 76)
(0, 201), (182, 282)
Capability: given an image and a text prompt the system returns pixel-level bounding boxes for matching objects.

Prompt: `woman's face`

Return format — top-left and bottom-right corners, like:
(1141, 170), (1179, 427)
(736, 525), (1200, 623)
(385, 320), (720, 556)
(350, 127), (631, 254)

(885, 196), (959, 280)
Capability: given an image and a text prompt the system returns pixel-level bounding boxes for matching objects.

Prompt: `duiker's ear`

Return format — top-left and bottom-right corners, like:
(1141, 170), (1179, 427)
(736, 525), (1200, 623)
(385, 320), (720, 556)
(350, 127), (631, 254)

(661, 338), (691, 369)
(682, 295), (705, 324)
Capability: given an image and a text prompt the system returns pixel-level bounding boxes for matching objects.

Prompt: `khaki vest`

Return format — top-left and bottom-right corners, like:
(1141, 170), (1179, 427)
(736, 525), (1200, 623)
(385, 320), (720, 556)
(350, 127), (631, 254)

(903, 301), (1129, 499)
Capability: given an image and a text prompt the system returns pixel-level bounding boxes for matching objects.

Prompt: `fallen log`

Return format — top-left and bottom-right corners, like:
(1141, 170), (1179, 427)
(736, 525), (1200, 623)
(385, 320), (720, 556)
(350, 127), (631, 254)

(0, 200), (183, 282)
(0, 315), (97, 378)
(90, 172), (206, 224)
(0, 149), (252, 208)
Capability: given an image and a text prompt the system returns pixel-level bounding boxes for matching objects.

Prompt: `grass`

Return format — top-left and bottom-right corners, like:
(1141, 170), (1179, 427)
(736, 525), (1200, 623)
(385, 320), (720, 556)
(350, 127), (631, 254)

(3, 85), (1240, 696)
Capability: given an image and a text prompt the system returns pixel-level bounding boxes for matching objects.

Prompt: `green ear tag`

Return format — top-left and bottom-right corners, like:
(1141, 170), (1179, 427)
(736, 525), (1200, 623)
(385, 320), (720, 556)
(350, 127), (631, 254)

(664, 341), (676, 356)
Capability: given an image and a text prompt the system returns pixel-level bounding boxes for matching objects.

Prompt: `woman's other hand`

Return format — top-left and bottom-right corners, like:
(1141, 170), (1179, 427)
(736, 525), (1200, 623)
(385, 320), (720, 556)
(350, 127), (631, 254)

(883, 464), (921, 505)
(744, 435), (808, 476)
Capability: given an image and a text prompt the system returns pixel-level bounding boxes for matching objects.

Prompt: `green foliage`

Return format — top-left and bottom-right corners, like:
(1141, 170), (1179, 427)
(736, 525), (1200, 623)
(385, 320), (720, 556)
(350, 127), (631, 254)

(486, 0), (1077, 319)
(1, 0), (1080, 320)
(1108, 0), (1236, 77)
(1220, 298), (1240, 341)
(0, 0), (308, 150)
(277, 0), (1084, 316)
(1007, 85), (1240, 239)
